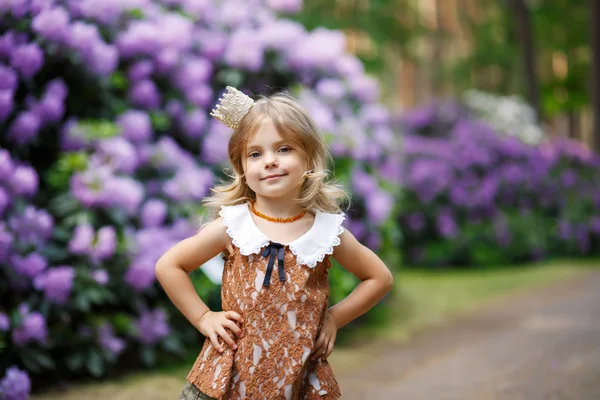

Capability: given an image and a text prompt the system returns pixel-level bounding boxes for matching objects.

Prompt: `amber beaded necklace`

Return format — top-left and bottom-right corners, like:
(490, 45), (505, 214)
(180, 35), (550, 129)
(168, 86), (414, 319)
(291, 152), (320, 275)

(250, 202), (306, 223)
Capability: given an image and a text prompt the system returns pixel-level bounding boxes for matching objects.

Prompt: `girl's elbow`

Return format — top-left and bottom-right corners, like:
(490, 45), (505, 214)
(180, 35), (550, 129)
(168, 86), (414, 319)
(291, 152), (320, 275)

(154, 256), (171, 278)
(384, 270), (394, 290)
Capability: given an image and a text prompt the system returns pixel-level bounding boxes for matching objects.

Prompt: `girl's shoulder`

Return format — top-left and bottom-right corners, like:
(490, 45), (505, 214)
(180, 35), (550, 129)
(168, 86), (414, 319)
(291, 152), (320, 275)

(218, 202), (346, 268)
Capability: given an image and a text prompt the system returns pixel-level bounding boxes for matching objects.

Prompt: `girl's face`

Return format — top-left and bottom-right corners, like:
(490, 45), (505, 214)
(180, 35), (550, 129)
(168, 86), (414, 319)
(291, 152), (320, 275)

(243, 118), (306, 200)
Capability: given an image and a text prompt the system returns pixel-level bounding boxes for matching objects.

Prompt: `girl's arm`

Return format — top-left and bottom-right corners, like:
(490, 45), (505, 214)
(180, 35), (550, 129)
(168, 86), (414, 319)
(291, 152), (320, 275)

(155, 217), (230, 330)
(329, 229), (394, 330)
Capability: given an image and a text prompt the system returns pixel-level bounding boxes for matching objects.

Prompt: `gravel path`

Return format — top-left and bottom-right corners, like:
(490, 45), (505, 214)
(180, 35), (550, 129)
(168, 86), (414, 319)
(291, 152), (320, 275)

(336, 269), (600, 400)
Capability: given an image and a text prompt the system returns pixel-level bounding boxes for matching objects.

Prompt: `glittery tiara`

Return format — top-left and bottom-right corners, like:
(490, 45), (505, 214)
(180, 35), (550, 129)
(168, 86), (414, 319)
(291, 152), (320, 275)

(210, 86), (255, 129)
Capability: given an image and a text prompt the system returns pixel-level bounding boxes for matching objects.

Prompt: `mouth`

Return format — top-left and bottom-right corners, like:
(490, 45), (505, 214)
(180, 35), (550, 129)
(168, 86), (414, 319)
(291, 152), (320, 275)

(261, 174), (286, 181)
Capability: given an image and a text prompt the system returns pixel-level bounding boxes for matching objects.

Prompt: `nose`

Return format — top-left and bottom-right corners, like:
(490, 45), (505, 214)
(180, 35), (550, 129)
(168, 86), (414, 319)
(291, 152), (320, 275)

(263, 152), (278, 168)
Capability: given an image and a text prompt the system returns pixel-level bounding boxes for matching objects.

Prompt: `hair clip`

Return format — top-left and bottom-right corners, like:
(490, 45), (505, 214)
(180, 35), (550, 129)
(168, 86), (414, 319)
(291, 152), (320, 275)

(210, 86), (255, 130)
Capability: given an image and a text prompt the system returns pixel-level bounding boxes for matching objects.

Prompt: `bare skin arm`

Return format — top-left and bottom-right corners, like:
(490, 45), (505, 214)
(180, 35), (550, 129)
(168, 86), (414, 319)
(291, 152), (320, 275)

(155, 217), (243, 351)
(311, 228), (394, 360)
(329, 228), (394, 330)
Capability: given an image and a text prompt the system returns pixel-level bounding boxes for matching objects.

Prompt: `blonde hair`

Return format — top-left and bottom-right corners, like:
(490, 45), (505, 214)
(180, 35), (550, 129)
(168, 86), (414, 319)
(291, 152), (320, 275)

(201, 91), (349, 221)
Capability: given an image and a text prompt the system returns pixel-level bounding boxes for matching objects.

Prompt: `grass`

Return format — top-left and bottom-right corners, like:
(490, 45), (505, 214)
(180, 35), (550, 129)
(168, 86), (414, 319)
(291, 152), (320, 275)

(32, 259), (598, 399)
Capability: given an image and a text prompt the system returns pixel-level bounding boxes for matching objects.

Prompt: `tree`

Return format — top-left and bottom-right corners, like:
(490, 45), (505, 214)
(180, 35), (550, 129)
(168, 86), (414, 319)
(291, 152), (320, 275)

(590, 0), (600, 151)
(508, 0), (541, 122)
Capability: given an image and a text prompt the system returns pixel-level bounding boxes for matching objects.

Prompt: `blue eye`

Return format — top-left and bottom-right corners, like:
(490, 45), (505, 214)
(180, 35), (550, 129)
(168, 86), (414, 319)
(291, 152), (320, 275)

(248, 152), (260, 158)
(279, 147), (292, 153)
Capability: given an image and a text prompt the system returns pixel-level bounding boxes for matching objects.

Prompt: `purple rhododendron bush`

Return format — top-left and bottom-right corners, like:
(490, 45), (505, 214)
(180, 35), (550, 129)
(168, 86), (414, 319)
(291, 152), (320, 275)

(396, 100), (600, 267)
(0, 0), (402, 395)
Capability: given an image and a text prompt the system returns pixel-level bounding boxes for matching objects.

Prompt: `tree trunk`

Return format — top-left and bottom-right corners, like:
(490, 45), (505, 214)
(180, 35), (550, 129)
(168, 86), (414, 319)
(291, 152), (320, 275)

(510, 0), (541, 122)
(590, 0), (600, 152)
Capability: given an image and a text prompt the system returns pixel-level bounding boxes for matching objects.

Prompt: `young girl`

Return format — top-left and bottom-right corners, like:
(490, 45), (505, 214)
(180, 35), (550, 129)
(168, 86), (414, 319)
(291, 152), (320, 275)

(155, 87), (394, 400)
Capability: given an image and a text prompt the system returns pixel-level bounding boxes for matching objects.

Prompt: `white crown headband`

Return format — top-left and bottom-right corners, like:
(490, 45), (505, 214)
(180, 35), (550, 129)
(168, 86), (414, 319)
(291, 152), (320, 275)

(210, 86), (255, 130)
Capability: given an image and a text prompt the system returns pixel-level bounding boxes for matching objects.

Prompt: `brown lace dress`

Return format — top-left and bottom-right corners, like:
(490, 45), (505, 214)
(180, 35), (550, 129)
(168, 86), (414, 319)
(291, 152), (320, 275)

(184, 202), (345, 400)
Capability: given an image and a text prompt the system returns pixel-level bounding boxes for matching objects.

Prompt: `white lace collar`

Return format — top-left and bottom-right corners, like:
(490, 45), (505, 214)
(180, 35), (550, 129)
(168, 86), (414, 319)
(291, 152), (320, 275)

(219, 202), (345, 268)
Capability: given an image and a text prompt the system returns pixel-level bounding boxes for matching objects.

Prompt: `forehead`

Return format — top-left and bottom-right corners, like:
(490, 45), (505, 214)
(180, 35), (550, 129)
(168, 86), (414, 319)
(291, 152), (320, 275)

(246, 119), (285, 147)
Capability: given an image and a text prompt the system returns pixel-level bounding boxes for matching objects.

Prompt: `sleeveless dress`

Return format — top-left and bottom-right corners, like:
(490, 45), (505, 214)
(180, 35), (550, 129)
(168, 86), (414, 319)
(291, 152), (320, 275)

(184, 202), (346, 400)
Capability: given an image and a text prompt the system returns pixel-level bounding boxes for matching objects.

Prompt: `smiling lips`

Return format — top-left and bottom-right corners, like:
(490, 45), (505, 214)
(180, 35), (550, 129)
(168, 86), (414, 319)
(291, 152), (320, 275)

(262, 174), (286, 180)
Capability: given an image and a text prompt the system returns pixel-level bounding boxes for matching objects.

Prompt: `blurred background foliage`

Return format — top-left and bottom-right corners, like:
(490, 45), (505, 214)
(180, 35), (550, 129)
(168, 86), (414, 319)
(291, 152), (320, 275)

(1, 0), (600, 398)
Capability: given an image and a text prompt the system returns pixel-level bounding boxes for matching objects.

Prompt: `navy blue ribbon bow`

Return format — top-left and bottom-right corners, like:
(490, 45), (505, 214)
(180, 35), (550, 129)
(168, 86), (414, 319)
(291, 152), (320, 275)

(261, 242), (285, 287)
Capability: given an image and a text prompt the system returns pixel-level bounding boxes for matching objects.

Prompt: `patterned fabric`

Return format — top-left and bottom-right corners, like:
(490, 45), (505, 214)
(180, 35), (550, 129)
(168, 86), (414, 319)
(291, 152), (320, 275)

(179, 381), (216, 400)
(185, 203), (345, 400)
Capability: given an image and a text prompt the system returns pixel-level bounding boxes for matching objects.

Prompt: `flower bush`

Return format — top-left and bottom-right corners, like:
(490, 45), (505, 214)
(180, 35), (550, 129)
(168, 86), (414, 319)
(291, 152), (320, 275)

(395, 99), (600, 267)
(0, 0), (401, 395)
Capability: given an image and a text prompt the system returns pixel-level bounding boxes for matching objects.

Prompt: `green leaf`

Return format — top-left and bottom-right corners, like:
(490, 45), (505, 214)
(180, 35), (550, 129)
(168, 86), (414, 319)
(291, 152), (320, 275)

(66, 352), (85, 371)
(129, 8), (144, 19)
(109, 71), (128, 91)
(161, 336), (184, 355)
(86, 349), (105, 377)
(151, 111), (171, 131)
(74, 293), (91, 312)
(140, 347), (156, 366)
(78, 120), (121, 140)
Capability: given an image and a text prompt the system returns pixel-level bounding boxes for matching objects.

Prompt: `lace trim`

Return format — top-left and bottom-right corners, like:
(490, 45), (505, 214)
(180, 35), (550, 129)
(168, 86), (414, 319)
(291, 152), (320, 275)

(219, 206), (270, 256)
(220, 204), (346, 267)
(289, 213), (346, 268)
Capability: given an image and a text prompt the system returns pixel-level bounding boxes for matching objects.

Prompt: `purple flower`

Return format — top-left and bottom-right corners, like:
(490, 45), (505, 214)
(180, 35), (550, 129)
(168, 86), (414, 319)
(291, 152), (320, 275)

(183, 85), (213, 108)
(9, 206), (53, 246)
(351, 168), (378, 197)
(590, 216), (600, 234)
(164, 166), (214, 201)
(141, 199), (168, 228)
(97, 323), (126, 356)
(32, 6), (70, 43)
(405, 212), (426, 232)
(0, 32), (17, 60)
(0, 65), (18, 91)
(94, 137), (139, 174)
(118, 110), (152, 142)
(0, 366), (31, 400)
(12, 306), (48, 346)
(90, 226), (117, 261)
(9, 164), (38, 196)
(0, 312), (9, 331)
(266, 0), (303, 13)
(437, 210), (459, 239)
(125, 256), (157, 291)
(350, 75), (379, 104)
(8, 111), (41, 145)
(365, 190), (394, 225)
(60, 118), (87, 150)
(196, 29), (227, 60)
(0, 222), (13, 262)
(0, 149), (14, 181)
(0, 89), (15, 122)
(335, 54), (364, 78)
(181, 108), (207, 137)
(10, 43), (44, 79)
(0, 187), (8, 215)
(69, 223), (94, 255)
(86, 41), (119, 76)
(33, 266), (76, 304)
(102, 176), (145, 214)
(259, 19), (305, 51)
(91, 269), (109, 285)
(68, 21), (102, 53)
(134, 309), (170, 345)
(287, 28), (345, 70)
(315, 79), (345, 102)
(11, 252), (48, 278)
(127, 60), (154, 81)
(172, 56), (212, 90)
(129, 80), (161, 110)
(34, 79), (67, 125)
(224, 28), (265, 72)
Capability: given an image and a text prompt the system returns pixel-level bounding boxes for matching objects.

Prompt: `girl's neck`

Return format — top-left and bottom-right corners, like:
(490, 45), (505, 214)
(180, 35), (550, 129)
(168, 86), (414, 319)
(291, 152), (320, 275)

(252, 197), (306, 219)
